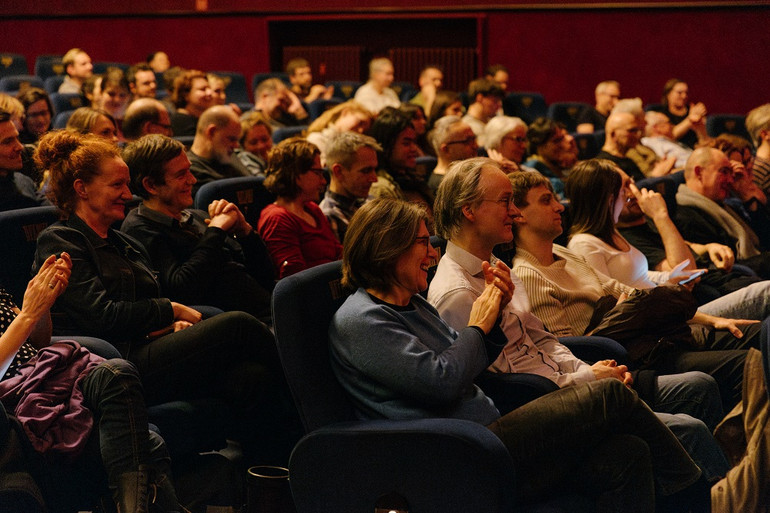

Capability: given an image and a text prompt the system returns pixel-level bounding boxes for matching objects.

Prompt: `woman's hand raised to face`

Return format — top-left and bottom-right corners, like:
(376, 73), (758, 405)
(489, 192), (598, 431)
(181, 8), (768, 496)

(21, 252), (72, 321)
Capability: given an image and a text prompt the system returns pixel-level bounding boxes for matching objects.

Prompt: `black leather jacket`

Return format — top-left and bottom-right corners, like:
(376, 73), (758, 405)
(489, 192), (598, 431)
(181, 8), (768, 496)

(33, 214), (173, 352)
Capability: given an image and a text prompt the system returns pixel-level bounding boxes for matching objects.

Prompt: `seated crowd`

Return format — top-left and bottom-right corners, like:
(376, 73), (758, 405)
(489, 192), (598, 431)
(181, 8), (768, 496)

(1, 46), (770, 512)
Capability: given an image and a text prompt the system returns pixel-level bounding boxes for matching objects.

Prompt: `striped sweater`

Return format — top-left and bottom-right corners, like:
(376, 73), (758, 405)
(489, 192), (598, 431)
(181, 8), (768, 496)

(512, 245), (633, 337)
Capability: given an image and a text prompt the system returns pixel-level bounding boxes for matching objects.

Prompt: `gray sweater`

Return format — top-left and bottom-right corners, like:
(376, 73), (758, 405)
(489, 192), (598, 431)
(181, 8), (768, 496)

(329, 288), (502, 425)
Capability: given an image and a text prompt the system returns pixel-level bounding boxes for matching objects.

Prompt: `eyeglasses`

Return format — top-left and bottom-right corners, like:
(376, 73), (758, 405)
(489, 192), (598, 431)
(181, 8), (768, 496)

(502, 136), (527, 144)
(415, 236), (431, 248)
(306, 167), (327, 177)
(481, 196), (516, 209)
(445, 136), (476, 147)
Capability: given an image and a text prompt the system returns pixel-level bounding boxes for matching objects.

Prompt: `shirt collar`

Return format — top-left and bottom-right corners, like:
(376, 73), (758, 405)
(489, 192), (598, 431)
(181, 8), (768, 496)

(445, 240), (499, 277)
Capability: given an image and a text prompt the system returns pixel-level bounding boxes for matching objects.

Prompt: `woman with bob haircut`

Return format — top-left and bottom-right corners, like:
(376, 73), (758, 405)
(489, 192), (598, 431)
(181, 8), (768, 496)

(258, 137), (341, 278)
(330, 197), (702, 511)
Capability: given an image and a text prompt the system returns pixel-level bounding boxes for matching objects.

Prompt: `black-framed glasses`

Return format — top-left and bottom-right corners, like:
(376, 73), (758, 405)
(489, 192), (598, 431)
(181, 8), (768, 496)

(415, 236), (431, 248)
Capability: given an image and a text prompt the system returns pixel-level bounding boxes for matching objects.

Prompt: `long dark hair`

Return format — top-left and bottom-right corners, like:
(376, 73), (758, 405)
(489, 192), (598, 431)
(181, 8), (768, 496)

(564, 159), (623, 248)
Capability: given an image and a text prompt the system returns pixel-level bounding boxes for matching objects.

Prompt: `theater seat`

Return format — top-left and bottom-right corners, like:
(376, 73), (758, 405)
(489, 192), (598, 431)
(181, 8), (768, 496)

(0, 53), (28, 78)
(210, 70), (251, 105)
(33, 55), (64, 81)
(503, 92), (547, 124)
(193, 175), (275, 228)
(0, 75), (43, 95)
(273, 261), (595, 512)
(325, 80), (362, 101)
(547, 102), (590, 133)
(48, 92), (85, 116)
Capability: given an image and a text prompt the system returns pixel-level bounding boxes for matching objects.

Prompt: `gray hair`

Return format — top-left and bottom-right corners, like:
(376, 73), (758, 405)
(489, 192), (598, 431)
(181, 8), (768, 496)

(611, 97), (643, 117)
(429, 115), (463, 155)
(746, 103), (770, 147)
(325, 131), (382, 170)
(434, 157), (498, 240)
(482, 116), (527, 150)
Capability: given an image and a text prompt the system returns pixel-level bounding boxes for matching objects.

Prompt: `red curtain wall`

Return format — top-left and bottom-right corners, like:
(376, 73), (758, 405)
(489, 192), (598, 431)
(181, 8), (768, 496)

(1, 3), (767, 114)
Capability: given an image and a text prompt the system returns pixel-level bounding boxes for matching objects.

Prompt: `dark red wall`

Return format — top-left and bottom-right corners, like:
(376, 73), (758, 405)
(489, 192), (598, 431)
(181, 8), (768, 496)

(2, 3), (767, 114)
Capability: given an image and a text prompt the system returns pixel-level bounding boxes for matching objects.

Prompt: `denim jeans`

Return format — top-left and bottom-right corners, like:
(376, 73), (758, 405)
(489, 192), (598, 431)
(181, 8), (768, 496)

(486, 379), (702, 507)
(78, 358), (169, 487)
(697, 280), (770, 320)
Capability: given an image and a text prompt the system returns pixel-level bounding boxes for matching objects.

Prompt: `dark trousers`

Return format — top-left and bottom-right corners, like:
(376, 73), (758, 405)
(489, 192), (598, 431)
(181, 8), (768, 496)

(486, 379), (701, 510)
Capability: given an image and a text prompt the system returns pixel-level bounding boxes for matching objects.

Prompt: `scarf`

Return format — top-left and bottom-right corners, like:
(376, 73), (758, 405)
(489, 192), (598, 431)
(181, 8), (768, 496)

(676, 184), (760, 260)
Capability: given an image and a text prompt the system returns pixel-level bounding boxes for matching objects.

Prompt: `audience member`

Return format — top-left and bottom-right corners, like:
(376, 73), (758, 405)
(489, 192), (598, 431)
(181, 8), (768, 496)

(83, 74), (103, 108)
(709, 135), (768, 229)
(258, 137), (342, 278)
(147, 51), (170, 74)
(236, 111), (273, 176)
(319, 131), (380, 243)
(94, 67), (130, 136)
(596, 111), (648, 181)
(368, 107), (432, 213)
(59, 48), (93, 94)
(612, 98), (674, 177)
(746, 103), (770, 197)
(523, 117), (570, 198)
(187, 105), (250, 195)
(253, 78), (308, 129)
(306, 100), (372, 160)
(399, 103), (430, 156)
(0, 253), (181, 512)
(642, 111), (692, 169)
(66, 107), (119, 144)
(576, 80), (620, 134)
(654, 79), (708, 149)
(427, 115), (478, 192)
(409, 64), (443, 116)
(462, 78), (504, 137)
(428, 157), (729, 488)
(509, 171), (751, 412)
(482, 115), (530, 172)
(0, 110), (41, 210)
(565, 159), (770, 321)
(0, 94), (24, 132)
(484, 64), (509, 91)
(354, 57), (400, 114)
(33, 129), (297, 465)
(121, 98), (173, 141)
(16, 88), (52, 144)
(170, 70), (213, 137)
(675, 148), (770, 278)
(427, 90), (464, 129)
(122, 134), (274, 322)
(285, 58), (333, 103)
(127, 63), (157, 99)
(614, 160), (764, 304)
(330, 197), (702, 510)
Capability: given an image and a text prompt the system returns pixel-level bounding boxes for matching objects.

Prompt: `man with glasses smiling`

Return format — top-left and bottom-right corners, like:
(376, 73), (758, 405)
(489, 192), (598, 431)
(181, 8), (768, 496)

(427, 115), (479, 192)
(428, 158), (732, 494)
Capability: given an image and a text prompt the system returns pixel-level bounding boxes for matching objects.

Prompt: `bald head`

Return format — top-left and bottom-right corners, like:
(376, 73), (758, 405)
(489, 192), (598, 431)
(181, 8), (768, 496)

(605, 111), (640, 154)
(192, 105), (241, 162)
(196, 105), (240, 135)
(122, 98), (171, 140)
(684, 147), (734, 201)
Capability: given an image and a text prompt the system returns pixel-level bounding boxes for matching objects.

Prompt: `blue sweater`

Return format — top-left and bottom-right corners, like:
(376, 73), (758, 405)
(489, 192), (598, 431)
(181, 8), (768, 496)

(329, 288), (501, 425)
